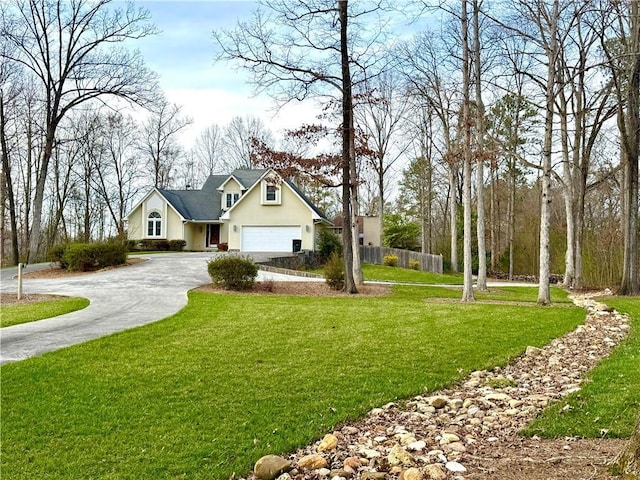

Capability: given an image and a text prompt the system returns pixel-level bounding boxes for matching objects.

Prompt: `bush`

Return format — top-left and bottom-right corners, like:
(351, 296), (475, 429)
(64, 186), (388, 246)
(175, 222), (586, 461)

(383, 255), (398, 267)
(207, 255), (258, 291)
(61, 242), (128, 272)
(139, 239), (170, 251)
(323, 252), (345, 291)
(126, 240), (139, 251)
(317, 228), (342, 261)
(169, 239), (186, 251)
(409, 259), (420, 270)
(217, 242), (229, 252)
(48, 243), (68, 265)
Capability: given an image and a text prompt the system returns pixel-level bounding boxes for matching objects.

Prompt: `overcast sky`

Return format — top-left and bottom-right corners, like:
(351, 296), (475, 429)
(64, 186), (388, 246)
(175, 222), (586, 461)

(133, 1), (324, 148)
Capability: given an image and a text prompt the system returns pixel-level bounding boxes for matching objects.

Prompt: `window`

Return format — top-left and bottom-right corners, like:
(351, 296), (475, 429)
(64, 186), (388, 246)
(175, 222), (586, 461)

(261, 178), (281, 205)
(266, 185), (277, 202)
(226, 192), (240, 208)
(147, 211), (161, 237)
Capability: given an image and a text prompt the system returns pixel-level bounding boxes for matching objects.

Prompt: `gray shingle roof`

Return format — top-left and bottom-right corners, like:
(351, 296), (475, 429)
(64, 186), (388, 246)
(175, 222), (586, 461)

(159, 169), (329, 222)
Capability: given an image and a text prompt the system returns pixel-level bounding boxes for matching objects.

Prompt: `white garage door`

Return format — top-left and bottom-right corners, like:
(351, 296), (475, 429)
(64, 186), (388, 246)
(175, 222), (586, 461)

(241, 226), (301, 252)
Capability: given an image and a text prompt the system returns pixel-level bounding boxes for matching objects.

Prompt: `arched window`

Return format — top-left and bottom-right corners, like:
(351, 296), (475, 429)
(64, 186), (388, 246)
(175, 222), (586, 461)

(147, 211), (162, 237)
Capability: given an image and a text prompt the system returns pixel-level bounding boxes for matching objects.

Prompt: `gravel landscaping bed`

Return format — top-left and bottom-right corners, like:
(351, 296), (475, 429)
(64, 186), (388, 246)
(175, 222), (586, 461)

(248, 292), (631, 480)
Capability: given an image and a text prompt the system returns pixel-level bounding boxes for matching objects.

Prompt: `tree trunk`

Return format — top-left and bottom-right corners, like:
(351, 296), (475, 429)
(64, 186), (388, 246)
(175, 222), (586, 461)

(537, 0), (559, 306)
(461, 0), (475, 302)
(449, 167), (458, 272)
(0, 92), (19, 265)
(619, 0), (640, 296)
(339, 0), (357, 294)
(617, 416), (640, 479)
(473, 0), (487, 291)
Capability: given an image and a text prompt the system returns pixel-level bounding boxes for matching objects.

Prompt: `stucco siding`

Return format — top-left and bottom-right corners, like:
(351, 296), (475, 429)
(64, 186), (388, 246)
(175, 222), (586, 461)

(165, 208), (183, 240)
(227, 182), (315, 251)
(127, 208), (143, 240)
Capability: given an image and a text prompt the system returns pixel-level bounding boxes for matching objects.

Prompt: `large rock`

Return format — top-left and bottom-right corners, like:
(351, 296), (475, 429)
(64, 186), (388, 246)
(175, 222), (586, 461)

(318, 433), (339, 452)
(253, 455), (292, 480)
(424, 463), (447, 480)
(297, 453), (328, 470)
(426, 396), (448, 409)
(399, 467), (424, 480)
(388, 444), (414, 466)
(361, 473), (386, 480)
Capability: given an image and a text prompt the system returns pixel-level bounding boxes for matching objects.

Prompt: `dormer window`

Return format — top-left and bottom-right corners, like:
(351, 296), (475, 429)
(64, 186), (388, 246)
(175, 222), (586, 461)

(262, 177), (281, 205)
(226, 192), (240, 209)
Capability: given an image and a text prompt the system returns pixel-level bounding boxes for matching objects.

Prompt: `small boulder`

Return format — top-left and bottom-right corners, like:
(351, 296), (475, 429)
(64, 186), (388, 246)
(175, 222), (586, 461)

(318, 433), (339, 452)
(388, 444), (414, 466)
(298, 454), (328, 470)
(399, 467), (424, 480)
(424, 463), (447, 480)
(254, 455), (292, 480)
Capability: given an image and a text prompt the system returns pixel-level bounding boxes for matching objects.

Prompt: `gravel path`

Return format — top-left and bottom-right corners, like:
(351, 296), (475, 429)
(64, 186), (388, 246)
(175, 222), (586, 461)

(249, 292), (631, 480)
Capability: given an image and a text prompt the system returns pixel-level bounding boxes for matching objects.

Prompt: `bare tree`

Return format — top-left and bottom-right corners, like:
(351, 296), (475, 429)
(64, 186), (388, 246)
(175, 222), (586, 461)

(354, 71), (411, 244)
(139, 97), (192, 189)
(92, 113), (144, 238)
(399, 30), (461, 271)
(222, 115), (271, 171)
(0, 51), (21, 264)
(0, 0), (157, 261)
(596, 0), (640, 295)
(491, 0), (566, 305)
(461, 0), (475, 302)
(193, 124), (224, 177)
(214, 0), (390, 293)
(472, 0), (488, 291)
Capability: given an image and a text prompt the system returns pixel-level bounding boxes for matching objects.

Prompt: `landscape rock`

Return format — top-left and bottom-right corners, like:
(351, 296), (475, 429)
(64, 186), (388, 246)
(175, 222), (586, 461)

(388, 444), (414, 466)
(253, 455), (292, 480)
(423, 463), (447, 480)
(242, 293), (630, 480)
(398, 467), (424, 480)
(318, 433), (339, 452)
(298, 454), (328, 470)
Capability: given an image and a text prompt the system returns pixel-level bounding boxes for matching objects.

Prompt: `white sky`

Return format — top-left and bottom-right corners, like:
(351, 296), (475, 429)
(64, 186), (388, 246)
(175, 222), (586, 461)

(134, 0), (324, 149)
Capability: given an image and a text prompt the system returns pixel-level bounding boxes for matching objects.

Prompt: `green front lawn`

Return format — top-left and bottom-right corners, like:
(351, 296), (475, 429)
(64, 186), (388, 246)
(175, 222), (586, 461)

(0, 297), (90, 328)
(525, 296), (640, 438)
(1, 286), (585, 479)
(361, 264), (464, 284)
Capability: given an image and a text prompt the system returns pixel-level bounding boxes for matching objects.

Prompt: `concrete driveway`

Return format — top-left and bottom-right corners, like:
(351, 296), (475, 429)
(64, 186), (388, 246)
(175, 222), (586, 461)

(0, 252), (305, 365)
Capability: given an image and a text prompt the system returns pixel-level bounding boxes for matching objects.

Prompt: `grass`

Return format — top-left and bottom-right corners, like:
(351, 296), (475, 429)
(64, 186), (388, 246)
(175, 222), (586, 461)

(0, 285), (585, 479)
(524, 296), (640, 439)
(403, 284), (573, 304)
(361, 264), (464, 284)
(0, 297), (90, 328)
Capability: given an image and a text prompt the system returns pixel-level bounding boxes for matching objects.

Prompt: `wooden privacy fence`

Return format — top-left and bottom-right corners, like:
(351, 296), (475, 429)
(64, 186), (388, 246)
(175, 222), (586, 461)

(359, 246), (443, 274)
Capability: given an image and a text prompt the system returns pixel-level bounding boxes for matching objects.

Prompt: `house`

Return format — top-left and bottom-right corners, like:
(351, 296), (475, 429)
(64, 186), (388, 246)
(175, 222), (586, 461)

(330, 215), (382, 247)
(125, 169), (332, 252)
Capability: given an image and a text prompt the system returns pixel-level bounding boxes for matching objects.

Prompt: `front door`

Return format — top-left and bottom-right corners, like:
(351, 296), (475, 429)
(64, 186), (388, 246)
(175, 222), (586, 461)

(206, 224), (220, 247)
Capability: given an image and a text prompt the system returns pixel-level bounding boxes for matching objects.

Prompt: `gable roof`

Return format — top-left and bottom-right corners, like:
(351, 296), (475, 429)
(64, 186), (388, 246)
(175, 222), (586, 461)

(129, 169), (330, 223)
(219, 169), (331, 223)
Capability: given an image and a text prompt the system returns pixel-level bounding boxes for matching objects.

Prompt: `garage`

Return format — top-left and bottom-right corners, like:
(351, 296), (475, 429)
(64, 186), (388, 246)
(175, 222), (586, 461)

(241, 226), (301, 252)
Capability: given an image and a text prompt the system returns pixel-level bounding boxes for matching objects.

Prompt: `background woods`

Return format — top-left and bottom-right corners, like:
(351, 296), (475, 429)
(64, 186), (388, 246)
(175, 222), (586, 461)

(0, 0), (637, 295)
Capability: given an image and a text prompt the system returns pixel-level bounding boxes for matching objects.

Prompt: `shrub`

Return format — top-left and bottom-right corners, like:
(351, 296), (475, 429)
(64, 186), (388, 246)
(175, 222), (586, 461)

(317, 228), (342, 261)
(323, 252), (345, 291)
(409, 259), (420, 270)
(61, 242), (128, 272)
(383, 255), (398, 267)
(169, 239), (187, 251)
(217, 242), (229, 252)
(207, 255), (258, 291)
(126, 240), (139, 251)
(139, 239), (170, 251)
(48, 244), (68, 265)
